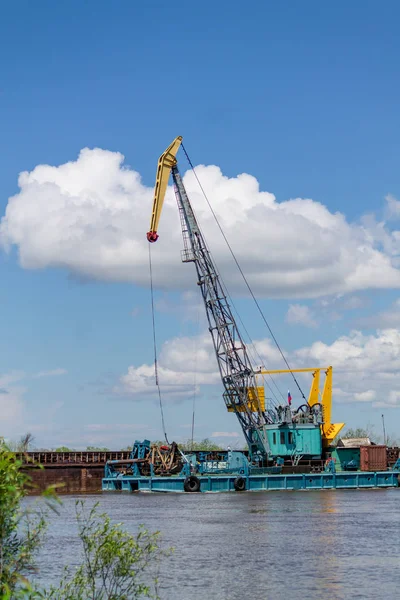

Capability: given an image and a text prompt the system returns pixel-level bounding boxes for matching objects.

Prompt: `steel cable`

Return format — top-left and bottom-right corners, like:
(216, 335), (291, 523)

(148, 244), (169, 443)
(181, 143), (306, 401)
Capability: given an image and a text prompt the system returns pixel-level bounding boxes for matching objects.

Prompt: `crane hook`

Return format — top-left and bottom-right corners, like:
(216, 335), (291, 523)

(147, 231), (159, 243)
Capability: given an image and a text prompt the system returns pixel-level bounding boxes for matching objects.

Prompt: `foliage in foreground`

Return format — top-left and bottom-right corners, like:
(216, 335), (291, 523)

(0, 442), (170, 599)
(0, 445), (52, 598)
(46, 502), (169, 600)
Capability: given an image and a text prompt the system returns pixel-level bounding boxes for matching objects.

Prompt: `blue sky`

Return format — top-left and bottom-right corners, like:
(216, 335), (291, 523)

(1, 1), (400, 448)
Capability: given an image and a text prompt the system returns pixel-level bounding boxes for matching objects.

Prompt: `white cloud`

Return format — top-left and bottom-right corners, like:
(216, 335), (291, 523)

(378, 391), (400, 408)
(117, 328), (400, 409)
(0, 372), (68, 441)
(354, 298), (400, 329)
(0, 372), (26, 425)
(211, 431), (240, 438)
(154, 290), (205, 324)
(286, 304), (317, 328)
(252, 338), (284, 366)
(294, 328), (400, 408)
(317, 294), (366, 312)
(385, 194), (400, 220)
(85, 423), (147, 432)
(0, 371), (25, 387)
(2, 148), (400, 298)
(0, 388), (24, 422)
(34, 368), (67, 378)
(340, 295), (366, 310)
(116, 333), (220, 400)
(117, 331), (292, 401)
(118, 364), (201, 399)
(354, 390), (377, 402)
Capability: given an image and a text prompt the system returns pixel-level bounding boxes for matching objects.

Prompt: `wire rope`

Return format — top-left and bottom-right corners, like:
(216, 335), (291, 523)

(148, 244), (169, 443)
(181, 143), (306, 401)
(190, 306), (200, 451)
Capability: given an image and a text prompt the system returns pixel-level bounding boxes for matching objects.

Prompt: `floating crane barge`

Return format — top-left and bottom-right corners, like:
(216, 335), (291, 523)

(102, 137), (400, 493)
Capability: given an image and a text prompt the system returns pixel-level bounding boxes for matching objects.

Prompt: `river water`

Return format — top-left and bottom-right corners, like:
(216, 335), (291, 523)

(28, 489), (400, 599)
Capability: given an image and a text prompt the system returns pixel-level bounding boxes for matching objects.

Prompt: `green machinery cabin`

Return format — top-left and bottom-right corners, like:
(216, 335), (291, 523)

(266, 423), (322, 459)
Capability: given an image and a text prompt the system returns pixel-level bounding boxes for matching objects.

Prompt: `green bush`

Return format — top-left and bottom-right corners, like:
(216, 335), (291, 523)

(0, 443), (170, 599)
(0, 445), (49, 598)
(46, 502), (168, 600)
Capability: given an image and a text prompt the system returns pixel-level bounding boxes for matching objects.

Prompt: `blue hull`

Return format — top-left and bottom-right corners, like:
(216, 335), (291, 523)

(102, 470), (400, 493)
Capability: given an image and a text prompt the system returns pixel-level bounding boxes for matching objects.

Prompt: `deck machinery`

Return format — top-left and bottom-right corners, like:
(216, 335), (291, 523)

(102, 137), (400, 493)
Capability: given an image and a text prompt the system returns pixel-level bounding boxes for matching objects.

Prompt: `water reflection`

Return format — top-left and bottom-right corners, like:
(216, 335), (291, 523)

(309, 492), (342, 598)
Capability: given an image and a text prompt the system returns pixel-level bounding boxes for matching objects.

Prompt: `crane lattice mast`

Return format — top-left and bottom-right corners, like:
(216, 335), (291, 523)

(147, 136), (272, 459)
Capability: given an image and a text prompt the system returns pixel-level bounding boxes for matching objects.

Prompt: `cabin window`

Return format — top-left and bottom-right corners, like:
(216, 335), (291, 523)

(288, 432), (294, 444)
(280, 431), (285, 444)
(273, 432), (276, 445)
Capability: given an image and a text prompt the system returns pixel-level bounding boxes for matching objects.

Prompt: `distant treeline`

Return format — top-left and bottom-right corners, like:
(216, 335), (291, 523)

(3, 429), (399, 454)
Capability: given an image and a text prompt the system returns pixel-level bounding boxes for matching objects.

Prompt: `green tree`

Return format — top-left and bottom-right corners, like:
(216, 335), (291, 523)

(6, 433), (36, 453)
(0, 443), (51, 598)
(85, 446), (110, 452)
(54, 447), (74, 452)
(46, 502), (169, 600)
(339, 425), (399, 447)
(342, 426), (378, 442)
(183, 438), (224, 451)
(119, 446), (133, 452)
(385, 433), (400, 447)
(0, 441), (170, 599)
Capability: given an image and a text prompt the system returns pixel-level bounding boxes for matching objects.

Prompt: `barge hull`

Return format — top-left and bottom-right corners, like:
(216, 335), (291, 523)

(102, 470), (400, 493)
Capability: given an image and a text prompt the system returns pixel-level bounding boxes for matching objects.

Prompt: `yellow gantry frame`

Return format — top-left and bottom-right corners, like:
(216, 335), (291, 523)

(147, 136), (183, 242)
(257, 366), (344, 446)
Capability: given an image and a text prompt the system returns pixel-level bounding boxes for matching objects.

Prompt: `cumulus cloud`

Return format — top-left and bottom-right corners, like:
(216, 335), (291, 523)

(2, 148), (400, 298)
(0, 389), (24, 423)
(294, 328), (400, 408)
(34, 368), (67, 378)
(339, 295), (366, 310)
(118, 328), (400, 409)
(85, 423), (147, 432)
(0, 370), (67, 440)
(385, 194), (400, 220)
(354, 298), (400, 329)
(155, 290), (205, 323)
(0, 372), (25, 423)
(116, 330), (291, 401)
(286, 304), (317, 328)
(115, 333), (220, 400)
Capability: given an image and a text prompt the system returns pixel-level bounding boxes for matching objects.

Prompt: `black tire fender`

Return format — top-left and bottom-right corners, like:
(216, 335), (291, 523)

(184, 475), (201, 493)
(233, 476), (246, 492)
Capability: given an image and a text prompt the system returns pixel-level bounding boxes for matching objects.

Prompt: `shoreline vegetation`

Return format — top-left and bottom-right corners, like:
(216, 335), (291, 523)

(4, 427), (399, 455)
(0, 442), (171, 599)
(3, 434), (230, 454)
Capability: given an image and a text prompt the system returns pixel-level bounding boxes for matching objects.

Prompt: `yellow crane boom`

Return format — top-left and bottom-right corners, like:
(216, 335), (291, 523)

(147, 135), (183, 242)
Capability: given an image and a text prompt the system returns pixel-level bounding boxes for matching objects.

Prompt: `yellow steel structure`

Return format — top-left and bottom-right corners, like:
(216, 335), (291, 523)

(147, 135), (183, 242)
(257, 366), (344, 446)
(226, 386), (265, 413)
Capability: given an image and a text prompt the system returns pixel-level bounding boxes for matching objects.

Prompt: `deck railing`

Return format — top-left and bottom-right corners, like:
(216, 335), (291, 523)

(17, 451), (131, 465)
